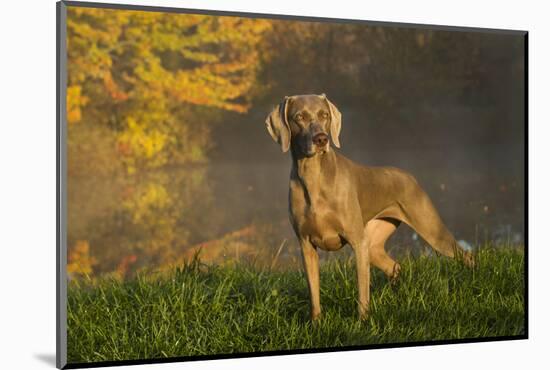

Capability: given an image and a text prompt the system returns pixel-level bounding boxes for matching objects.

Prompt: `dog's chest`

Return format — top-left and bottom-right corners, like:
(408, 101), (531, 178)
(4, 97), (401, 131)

(289, 182), (345, 251)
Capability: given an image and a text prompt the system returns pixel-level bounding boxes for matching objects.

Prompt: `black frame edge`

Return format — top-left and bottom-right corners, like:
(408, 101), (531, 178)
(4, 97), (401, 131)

(523, 32), (529, 338)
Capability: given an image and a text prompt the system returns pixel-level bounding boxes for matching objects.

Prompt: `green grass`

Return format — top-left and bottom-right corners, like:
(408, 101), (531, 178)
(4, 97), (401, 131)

(67, 246), (525, 364)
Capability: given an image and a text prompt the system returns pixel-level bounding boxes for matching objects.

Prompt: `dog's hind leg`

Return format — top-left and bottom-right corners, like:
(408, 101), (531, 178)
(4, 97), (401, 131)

(366, 218), (402, 281)
(400, 190), (474, 266)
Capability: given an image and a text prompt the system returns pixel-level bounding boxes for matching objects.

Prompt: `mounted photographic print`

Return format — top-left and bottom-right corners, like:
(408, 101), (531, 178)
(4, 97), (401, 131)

(56, 1), (527, 368)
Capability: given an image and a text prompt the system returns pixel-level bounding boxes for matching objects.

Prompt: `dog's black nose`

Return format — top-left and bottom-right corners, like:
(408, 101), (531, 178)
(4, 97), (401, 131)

(313, 133), (329, 147)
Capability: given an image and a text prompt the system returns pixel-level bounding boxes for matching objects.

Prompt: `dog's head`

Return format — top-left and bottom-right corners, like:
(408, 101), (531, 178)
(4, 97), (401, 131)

(265, 94), (342, 157)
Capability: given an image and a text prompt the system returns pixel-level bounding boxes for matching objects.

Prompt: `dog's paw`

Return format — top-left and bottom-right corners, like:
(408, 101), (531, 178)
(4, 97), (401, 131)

(459, 251), (475, 268)
(389, 262), (401, 285)
(311, 311), (322, 322)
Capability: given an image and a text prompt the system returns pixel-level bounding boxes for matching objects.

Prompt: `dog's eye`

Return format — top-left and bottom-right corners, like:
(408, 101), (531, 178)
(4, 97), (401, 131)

(321, 112), (329, 119)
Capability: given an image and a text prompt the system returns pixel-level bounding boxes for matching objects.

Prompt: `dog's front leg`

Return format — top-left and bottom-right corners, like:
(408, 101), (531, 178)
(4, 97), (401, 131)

(354, 235), (371, 320)
(300, 239), (321, 320)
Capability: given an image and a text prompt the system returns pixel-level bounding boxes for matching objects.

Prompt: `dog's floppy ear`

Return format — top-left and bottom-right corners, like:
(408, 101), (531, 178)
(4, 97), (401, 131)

(322, 94), (342, 148)
(265, 96), (291, 152)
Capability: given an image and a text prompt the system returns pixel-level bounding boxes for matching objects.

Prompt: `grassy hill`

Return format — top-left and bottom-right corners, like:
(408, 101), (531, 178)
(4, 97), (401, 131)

(67, 246), (525, 364)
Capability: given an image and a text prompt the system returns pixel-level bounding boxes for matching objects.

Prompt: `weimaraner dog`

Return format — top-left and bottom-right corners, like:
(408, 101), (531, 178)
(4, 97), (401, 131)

(265, 94), (474, 320)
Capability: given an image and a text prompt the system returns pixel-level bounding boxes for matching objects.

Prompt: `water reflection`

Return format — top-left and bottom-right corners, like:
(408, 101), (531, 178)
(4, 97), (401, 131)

(68, 167), (213, 278)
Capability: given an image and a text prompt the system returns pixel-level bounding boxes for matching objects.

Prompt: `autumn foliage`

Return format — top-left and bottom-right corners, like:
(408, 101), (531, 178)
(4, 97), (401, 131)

(66, 7), (273, 277)
(67, 7), (271, 172)
(67, 240), (97, 277)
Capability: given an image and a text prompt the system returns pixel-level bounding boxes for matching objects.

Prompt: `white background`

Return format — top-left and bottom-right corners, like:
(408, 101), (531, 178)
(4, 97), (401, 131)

(0, 0), (547, 369)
